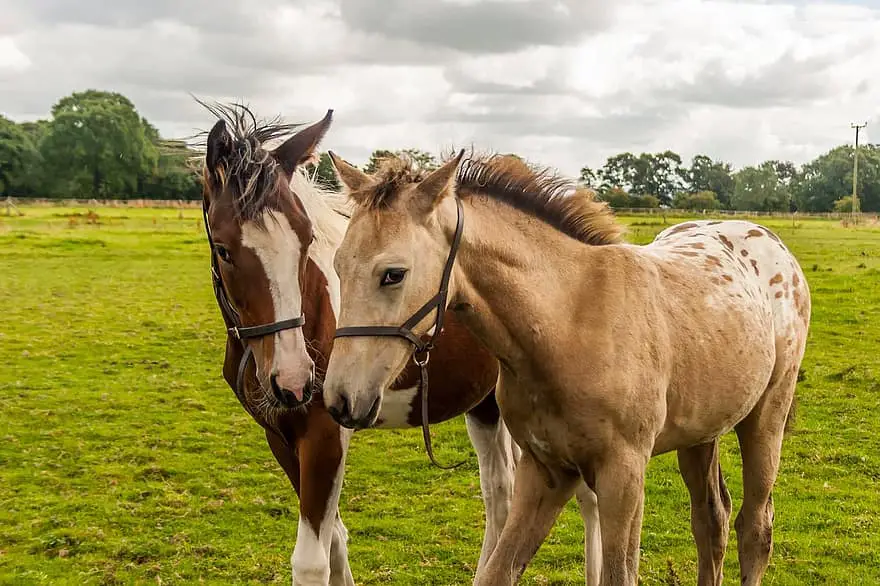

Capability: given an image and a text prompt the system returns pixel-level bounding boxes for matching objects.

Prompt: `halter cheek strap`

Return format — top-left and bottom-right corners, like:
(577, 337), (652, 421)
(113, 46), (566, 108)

(334, 197), (467, 469)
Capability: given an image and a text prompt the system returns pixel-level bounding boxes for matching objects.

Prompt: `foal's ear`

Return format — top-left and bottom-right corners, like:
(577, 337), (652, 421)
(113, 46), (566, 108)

(327, 151), (373, 199)
(273, 109), (334, 178)
(416, 149), (464, 208)
(206, 119), (232, 177)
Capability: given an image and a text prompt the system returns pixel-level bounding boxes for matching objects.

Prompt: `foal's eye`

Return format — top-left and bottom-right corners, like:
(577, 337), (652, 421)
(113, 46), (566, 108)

(380, 268), (407, 287)
(215, 245), (232, 263)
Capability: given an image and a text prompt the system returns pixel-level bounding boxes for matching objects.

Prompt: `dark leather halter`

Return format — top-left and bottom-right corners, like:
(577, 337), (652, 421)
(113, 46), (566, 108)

(335, 197), (467, 469)
(201, 200), (308, 425)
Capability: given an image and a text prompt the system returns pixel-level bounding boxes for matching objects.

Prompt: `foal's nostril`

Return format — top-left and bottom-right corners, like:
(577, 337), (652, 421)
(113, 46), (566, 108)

(270, 373), (308, 408)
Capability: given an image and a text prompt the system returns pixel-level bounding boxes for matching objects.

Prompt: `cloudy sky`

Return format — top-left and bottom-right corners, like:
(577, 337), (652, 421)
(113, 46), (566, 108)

(1, 0), (878, 176)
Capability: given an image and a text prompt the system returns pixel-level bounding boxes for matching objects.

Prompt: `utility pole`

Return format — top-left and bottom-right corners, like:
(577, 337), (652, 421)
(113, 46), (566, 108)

(851, 121), (867, 218)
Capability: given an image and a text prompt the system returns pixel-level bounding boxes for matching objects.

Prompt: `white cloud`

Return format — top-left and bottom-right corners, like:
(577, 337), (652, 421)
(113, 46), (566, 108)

(1, 0), (878, 177)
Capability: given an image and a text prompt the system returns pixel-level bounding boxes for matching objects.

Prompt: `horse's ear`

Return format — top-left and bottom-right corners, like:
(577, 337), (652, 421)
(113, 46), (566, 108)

(327, 151), (373, 201)
(416, 149), (464, 209)
(206, 119), (232, 176)
(273, 109), (333, 178)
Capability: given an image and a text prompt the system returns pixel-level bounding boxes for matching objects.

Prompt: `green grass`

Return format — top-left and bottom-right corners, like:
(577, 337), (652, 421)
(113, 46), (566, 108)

(1, 207), (879, 584)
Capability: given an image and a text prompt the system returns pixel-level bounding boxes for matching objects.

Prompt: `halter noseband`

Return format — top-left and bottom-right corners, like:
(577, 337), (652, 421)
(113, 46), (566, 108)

(202, 199), (308, 428)
(334, 197), (467, 469)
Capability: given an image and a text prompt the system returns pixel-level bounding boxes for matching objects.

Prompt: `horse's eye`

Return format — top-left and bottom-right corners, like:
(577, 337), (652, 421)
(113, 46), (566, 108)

(216, 245), (232, 263)
(380, 268), (407, 287)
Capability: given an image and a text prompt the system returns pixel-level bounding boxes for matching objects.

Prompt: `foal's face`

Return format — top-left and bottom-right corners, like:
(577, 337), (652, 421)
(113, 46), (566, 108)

(202, 108), (333, 412)
(322, 153), (462, 429)
(208, 191), (317, 410)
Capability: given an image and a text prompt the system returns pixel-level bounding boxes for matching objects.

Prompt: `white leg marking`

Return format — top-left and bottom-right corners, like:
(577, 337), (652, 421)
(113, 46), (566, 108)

(291, 428), (353, 586)
(576, 483), (602, 586)
(465, 412), (518, 574)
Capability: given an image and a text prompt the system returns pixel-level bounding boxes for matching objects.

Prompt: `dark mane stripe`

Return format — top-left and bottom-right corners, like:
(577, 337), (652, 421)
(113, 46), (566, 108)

(196, 100), (303, 223)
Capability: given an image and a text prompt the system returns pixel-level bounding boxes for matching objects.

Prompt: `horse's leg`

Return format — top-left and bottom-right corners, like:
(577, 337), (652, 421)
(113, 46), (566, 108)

(473, 450), (578, 586)
(465, 392), (519, 574)
(592, 448), (649, 586)
(677, 440), (732, 586)
(734, 372), (796, 586)
(575, 482), (602, 586)
(286, 416), (353, 586)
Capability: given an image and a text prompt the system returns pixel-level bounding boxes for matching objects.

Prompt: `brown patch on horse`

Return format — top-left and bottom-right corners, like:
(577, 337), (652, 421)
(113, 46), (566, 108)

(741, 249), (749, 257)
(792, 273), (800, 287)
(718, 234), (734, 251)
(722, 274), (733, 282)
(769, 273), (784, 286)
(389, 313), (499, 426)
(705, 255), (722, 268)
(775, 291), (784, 299)
(673, 250), (700, 257)
(667, 222), (699, 236)
(684, 242), (706, 249)
(750, 259), (760, 276)
(707, 221), (722, 225)
(746, 229), (764, 238)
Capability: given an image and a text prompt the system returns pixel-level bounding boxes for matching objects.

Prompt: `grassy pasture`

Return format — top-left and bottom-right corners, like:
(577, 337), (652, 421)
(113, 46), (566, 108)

(1, 206), (879, 585)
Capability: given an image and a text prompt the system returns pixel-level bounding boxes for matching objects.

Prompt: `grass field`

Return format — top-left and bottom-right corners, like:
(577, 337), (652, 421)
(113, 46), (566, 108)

(1, 205), (879, 585)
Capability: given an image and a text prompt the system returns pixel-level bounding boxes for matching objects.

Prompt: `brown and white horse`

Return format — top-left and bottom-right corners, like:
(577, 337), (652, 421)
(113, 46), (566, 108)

(322, 151), (811, 586)
(198, 104), (521, 585)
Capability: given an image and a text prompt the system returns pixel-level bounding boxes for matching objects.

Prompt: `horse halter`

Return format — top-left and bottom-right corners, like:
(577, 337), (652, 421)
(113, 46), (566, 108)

(334, 197), (466, 469)
(201, 199), (309, 424)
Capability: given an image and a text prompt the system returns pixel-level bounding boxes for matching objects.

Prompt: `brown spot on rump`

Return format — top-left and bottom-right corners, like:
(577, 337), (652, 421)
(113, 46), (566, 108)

(750, 259), (759, 276)
(672, 250), (700, 257)
(740, 249), (749, 257)
(718, 234), (734, 251)
(705, 255), (722, 267)
(761, 226), (782, 242)
(775, 291), (784, 298)
(684, 242), (706, 249)
(722, 274), (734, 282)
(667, 222), (700, 235)
(769, 273), (784, 286)
(707, 221), (722, 225)
(792, 273), (800, 287)
(745, 229), (764, 238)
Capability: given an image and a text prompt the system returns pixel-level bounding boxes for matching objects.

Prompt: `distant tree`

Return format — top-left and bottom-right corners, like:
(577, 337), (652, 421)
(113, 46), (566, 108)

(39, 90), (157, 198)
(140, 140), (201, 200)
(792, 144), (880, 212)
(597, 187), (659, 209)
(732, 162), (790, 212)
(833, 195), (854, 213)
(672, 190), (722, 210)
(0, 116), (41, 196)
(579, 165), (598, 188)
(594, 151), (685, 206)
(307, 152), (341, 190)
(687, 155), (734, 208)
(362, 148), (437, 175)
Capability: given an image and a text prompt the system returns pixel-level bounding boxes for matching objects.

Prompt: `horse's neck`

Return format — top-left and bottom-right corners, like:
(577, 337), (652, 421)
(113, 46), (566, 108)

(449, 196), (602, 367)
(289, 172), (350, 319)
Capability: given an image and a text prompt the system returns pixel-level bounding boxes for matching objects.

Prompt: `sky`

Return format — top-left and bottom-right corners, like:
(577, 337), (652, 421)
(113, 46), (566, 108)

(1, 0), (878, 176)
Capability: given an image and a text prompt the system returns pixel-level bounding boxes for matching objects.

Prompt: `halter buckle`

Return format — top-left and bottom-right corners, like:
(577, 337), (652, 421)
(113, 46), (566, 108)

(230, 326), (241, 340)
(413, 348), (430, 367)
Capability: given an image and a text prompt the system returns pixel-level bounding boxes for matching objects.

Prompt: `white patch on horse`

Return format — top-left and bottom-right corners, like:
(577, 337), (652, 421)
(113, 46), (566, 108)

(291, 427), (353, 586)
(242, 209), (311, 393)
(374, 385), (418, 428)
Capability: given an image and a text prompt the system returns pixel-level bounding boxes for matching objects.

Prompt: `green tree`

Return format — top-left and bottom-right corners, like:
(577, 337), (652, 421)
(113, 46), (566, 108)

(0, 116), (41, 196)
(687, 155), (734, 208)
(362, 148), (437, 174)
(39, 90), (156, 198)
(594, 151), (685, 206)
(307, 152), (341, 191)
(139, 140), (201, 200)
(792, 145), (880, 212)
(673, 190), (722, 210)
(732, 162), (790, 212)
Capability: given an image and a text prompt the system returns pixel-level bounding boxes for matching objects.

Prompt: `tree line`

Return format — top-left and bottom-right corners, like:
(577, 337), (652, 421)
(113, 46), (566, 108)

(2, 90), (877, 213)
